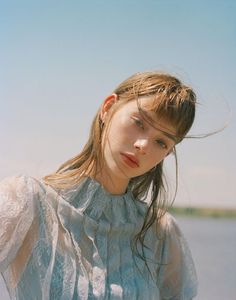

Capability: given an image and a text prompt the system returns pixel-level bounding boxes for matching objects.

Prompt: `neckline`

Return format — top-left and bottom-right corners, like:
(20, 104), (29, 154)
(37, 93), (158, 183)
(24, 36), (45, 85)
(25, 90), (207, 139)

(88, 177), (132, 198)
(87, 177), (148, 214)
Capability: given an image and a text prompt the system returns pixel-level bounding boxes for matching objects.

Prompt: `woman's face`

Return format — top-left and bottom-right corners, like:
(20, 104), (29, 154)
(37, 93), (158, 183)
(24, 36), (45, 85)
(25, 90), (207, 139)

(99, 95), (177, 193)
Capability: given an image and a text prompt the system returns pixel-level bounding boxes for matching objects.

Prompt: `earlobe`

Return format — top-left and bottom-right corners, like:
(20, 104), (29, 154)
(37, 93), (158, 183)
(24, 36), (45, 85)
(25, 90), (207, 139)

(165, 151), (172, 157)
(100, 94), (118, 120)
(166, 147), (175, 157)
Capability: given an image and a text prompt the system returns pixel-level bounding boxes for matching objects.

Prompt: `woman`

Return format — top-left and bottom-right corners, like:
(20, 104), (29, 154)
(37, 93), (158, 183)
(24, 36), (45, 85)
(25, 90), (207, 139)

(0, 72), (198, 299)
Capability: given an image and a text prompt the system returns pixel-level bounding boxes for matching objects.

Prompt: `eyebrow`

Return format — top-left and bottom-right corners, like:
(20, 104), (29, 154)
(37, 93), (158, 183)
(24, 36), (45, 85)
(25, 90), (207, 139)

(136, 112), (178, 144)
(162, 132), (178, 143)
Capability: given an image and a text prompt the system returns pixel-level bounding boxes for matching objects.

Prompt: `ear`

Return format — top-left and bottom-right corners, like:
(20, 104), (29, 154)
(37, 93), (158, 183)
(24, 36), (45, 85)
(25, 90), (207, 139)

(165, 146), (175, 157)
(100, 94), (118, 120)
(165, 151), (172, 158)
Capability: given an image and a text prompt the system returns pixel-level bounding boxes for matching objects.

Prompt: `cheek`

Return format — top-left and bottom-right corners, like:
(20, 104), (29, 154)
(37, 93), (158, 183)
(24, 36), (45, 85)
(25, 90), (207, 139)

(147, 149), (168, 166)
(107, 120), (133, 144)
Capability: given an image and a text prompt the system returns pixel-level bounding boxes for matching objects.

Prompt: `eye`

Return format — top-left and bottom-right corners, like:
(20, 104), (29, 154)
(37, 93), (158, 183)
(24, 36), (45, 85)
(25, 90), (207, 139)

(133, 117), (144, 129)
(156, 139), (168, 149)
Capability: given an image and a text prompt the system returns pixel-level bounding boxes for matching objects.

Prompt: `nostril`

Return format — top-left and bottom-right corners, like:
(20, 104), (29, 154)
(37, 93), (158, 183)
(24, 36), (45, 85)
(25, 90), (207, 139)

(134, 139), (148, 154)
(134, 143), (147, 155)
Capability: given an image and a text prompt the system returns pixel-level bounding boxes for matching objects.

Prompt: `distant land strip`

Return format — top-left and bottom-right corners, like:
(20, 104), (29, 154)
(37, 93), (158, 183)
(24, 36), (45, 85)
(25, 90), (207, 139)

(169, 206), (236, 218)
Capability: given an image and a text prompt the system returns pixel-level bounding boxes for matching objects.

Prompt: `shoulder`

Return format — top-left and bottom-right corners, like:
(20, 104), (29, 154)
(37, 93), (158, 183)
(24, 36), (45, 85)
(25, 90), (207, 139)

(156, 212), (191, 263)
(159, 211), (178, 227)
(154, 211), (182, 239)
(0, 175), (47, 211)
(156, 212), (198, 299)
(0, 175), (45, 194)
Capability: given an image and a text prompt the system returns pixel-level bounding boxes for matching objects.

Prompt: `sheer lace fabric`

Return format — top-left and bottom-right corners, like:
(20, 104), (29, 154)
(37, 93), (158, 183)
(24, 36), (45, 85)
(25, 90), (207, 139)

(0, 176), (197, 299)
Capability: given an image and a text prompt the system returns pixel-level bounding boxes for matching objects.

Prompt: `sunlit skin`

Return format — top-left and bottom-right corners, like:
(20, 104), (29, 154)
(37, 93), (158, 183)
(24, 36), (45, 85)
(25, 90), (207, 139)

(95, 94), (177, 195)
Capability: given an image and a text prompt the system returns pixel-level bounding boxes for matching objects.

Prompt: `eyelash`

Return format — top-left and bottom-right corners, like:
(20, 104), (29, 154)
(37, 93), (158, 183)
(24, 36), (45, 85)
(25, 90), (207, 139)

(133, 117), (144, 129)
(133, 117), (168, 149)
(155, 139), (167, 149)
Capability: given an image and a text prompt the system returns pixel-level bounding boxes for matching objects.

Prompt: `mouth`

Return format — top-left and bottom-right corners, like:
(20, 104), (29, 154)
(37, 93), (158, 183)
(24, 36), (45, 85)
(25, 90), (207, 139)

(120, 153), (140, 168)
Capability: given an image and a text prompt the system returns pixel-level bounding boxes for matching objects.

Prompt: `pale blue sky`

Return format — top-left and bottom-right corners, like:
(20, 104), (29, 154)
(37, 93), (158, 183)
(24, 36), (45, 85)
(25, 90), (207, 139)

(1, 0), (236, 207)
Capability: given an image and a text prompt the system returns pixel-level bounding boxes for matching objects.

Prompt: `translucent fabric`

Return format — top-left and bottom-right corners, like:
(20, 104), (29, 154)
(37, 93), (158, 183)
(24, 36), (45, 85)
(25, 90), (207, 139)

(0, 175), (197, 299)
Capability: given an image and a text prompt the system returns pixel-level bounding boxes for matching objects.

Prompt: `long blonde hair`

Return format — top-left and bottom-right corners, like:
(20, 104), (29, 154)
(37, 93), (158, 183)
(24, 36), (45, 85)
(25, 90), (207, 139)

(43, 71), (196, 264)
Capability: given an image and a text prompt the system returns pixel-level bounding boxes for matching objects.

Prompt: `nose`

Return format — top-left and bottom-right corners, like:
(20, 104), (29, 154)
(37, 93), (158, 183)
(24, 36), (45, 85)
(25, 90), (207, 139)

(134, 139), (148, 154)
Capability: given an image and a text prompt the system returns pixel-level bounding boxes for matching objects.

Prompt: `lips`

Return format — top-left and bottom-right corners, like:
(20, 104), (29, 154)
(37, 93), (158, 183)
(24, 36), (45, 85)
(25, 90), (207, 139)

(120, 153), (140, 168)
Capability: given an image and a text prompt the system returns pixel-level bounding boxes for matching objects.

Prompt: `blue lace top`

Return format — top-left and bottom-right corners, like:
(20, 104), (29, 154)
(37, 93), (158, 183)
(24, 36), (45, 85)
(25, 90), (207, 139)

(0, 175), (197, 299)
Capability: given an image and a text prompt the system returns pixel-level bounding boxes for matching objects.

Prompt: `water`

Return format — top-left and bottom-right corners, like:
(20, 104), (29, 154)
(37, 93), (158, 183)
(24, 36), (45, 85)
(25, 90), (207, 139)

(176, 216), (236, 300)
(1, 216), (236, 299)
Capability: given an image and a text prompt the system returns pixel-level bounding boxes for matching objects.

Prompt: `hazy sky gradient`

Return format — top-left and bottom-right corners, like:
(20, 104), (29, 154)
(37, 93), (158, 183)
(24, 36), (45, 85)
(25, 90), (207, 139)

(1, 1), (236, 207)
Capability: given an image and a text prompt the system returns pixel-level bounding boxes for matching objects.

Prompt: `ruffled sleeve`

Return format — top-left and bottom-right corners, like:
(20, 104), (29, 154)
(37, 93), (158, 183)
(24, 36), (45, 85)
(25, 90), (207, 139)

(156, 213), (198, 300)
(0, 175), (37, 273)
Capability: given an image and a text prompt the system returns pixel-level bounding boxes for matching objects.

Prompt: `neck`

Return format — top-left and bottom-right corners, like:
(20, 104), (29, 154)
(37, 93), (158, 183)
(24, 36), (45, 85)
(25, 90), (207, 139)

(94, 171), (129, 195)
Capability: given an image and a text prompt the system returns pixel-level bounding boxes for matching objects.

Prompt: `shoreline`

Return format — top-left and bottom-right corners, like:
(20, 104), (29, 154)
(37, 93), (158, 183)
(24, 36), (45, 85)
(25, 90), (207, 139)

(169, 206), (236, 218)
